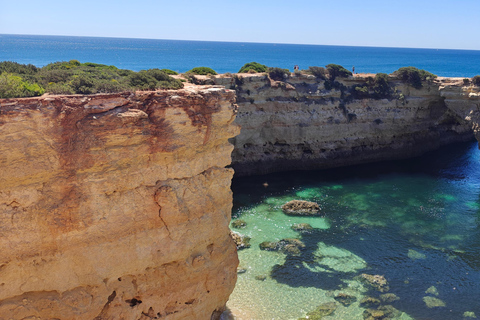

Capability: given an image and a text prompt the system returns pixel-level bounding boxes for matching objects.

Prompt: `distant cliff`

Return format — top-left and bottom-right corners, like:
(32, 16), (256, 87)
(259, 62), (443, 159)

(0, 88), (239, 320)
(212, 73), (479, 176)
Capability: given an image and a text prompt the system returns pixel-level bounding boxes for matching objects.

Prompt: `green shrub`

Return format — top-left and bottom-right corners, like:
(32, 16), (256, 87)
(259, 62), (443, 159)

(472, 76), (480, 86)
(144, 69), (172, 82)
(82, 62), (118, 71)
(324, 80), (345, 91)
(268, 67), (290, 81)
(70, 74), (97, 94)
(23, 82), (45, 97)
(46, 82), (75, 95)
(238, 62), (268, 73)
(0, 60), (183, 97)
(0, 73), (44, 98)
(307, 66), (327, 80)
(186, 67), (217, 75)
(351, 85), (369, 99)
(42, 60), (82, 71)
(0, 61), (38, 76)
(326, 64), (352, 80)
(391, 67), (437, 89)
(0, 73), (27, 98)
(463, 78), (470, 85)
(95, 79), (130, 93)
(157, 79), (184, 89)
(37, 69), (74, 85)
(160, 69), (178, 75)
(372, 73), (392, 99)
(128, 72), (157, 90)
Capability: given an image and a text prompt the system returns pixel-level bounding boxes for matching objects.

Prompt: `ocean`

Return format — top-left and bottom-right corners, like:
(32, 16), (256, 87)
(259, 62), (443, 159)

(1, 33), (480, 77)
(229, 141), (480, 319)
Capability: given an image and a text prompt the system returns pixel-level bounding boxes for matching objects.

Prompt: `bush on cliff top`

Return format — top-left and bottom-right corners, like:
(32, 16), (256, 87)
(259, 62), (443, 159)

(0, 61), (38, 78)
(186, 67), (217, 75)
(268, 67), (290, 81)
(238, 62), (268, 73)
(159, 69), (178, 75)
(472, 75), (480, 86)
(348, 73), (393, 100)
(0, 73), (45, 98)
(372, 73), (392, 99)
(391, 67), (437, 89)
(306, 66), (327, 80)
(326, 64), (352, 80)
(0, 60), (184, 98)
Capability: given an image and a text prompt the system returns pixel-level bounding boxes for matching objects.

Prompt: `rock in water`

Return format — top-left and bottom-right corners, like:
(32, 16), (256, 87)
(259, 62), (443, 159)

(425, 286), (439, 296)
(408, 249), (426, 260)
(231, 231), (251, 250)
(423, 296), (446, 308)
(291, 223), (314, 233)
(363, 308), (385, 320)
(360, 296), (381, 307)
(231, 219), (247, 229)
(282, 200), (321, 215)
(380, 293), (400, 303)
(259, 238), (306, 255)
(360, 274), (390, 292)
(298, 301), (337, 320)
(334, 293), (357, 306)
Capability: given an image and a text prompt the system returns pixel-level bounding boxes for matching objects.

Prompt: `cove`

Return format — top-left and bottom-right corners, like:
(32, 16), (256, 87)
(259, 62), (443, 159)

(227, 140), (480, 320)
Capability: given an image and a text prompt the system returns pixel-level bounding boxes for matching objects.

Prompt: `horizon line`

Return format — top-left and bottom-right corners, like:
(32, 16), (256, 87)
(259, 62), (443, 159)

(2, 33), (480, 53)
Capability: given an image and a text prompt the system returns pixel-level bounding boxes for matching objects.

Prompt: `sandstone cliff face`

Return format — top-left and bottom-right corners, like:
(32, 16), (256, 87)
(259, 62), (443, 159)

(214, 74), (475, 176)
(438, 79), (480, 144)
(0, 87), (239, 320)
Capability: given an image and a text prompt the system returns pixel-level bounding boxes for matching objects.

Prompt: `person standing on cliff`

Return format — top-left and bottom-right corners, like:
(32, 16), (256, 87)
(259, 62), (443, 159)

(352, 66), (355, 75)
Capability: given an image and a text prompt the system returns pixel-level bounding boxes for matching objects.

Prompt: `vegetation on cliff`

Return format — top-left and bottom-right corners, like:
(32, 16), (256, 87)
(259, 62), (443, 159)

(326, 64), (353, 80)
(306, 66), (327, 80)
(349, 73), (394, 100)
(0, 60), (183, 98)
(268, 67), (290, 81)
(238, 62), (268, 73)
(391, 66), (437, 89)
(473, 75), (480, 86)
(186, 67), (217, 75)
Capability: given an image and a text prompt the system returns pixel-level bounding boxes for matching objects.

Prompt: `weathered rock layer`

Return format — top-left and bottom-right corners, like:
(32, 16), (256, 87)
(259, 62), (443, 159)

(214, 74), (479, 176)
(0, 87), (239, 320)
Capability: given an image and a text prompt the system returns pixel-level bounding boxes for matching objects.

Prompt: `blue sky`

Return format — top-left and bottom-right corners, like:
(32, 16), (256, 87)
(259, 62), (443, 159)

(1, 0), (479, 50)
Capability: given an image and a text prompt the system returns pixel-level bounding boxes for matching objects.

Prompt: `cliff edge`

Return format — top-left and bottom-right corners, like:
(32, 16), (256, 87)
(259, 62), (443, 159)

(212, 74), (478, 176)
(0, 87), (239, 319)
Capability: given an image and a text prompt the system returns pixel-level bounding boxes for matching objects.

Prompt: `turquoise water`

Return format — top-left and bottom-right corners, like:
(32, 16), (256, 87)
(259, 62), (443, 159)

(2, 34), (480, 76)
(227, 141), (480, 320)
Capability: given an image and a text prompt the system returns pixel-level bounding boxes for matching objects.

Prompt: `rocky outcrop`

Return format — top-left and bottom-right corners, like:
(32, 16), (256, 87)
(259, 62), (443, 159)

(438, 78), (480, 144)
(213, 74), (477, 176)
(0, 87), (239, 319)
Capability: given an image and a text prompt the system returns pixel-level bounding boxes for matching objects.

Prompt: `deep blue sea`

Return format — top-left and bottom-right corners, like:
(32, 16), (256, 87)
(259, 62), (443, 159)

(1, 34), (480, 77)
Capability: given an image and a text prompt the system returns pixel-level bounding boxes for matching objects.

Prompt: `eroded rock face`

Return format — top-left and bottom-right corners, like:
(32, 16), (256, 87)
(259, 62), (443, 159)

(439, 79), (480, 145)
(215, 74), (476, 176)
(0, 87), (240, 319)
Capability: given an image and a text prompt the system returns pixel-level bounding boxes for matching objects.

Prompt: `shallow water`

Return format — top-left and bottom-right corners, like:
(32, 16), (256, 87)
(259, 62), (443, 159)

(226, 141), (480, 320)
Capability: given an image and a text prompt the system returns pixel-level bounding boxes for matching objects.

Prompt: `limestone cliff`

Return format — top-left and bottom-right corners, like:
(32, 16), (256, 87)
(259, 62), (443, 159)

(213, 74), (476, 176)
(0, 87), (239, 319)
(438, 78), (480, 144)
